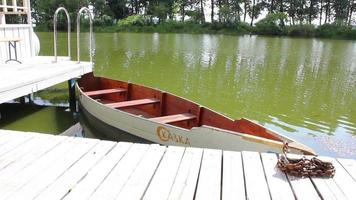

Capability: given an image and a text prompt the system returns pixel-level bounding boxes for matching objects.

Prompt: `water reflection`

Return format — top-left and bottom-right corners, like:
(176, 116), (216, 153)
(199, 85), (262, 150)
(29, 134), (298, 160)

(36, 32), (356, 158)
(0, 103), (75, 134)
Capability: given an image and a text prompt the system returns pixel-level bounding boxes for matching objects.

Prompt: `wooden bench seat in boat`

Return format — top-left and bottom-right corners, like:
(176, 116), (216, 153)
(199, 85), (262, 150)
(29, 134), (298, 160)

(84, 88), (127, 96)
(150, 113), (196, 124)
(106, 98), (160, 109)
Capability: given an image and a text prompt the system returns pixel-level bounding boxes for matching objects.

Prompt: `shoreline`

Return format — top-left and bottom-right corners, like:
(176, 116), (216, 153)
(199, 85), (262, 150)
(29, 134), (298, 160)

(35, 22), (356, 41)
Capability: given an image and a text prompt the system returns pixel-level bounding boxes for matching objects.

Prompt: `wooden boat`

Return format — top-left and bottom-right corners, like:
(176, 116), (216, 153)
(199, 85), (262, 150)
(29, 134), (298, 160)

(77, 73), (315, 155)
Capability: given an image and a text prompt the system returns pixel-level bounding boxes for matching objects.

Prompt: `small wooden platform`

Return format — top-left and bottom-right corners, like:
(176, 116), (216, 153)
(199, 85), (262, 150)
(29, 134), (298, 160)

(0, 57), (92, 103)
(0, 129), (355, 200)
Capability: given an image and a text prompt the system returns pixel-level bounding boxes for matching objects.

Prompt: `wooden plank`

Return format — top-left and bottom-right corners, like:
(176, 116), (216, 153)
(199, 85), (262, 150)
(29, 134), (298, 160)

(0, 61), (92, 104)
(0, 130), (17, 146)
(34, 140), (117, 200)
(0, 131), (44, 148)
(242, 151), (270, 200)
(0, 131), (353, 200)
(106, 98), (160, 109)
(260, 153), (294, 200)
(195, 149), (222, 200)
(167, 148), (203, 200)
(3, 26), (16, 61)
(0, 137), (81, 199)
(337, 158), (356, 181)
(0, 134), (67, 176)
(2, 0), (7, 12)
(0, 11), (27, 14)
(22, 26), (30, 59)
(0, 132), (33, 157)
(310, 177), (346, 200)
(6, 138), (99, 200)
(89, 143), (151, 200)
(115, 144), (166, 200)
(150, 113), (196, 124)
(0, 37), (21, 42)
(143, 146), (185, 200)
(322, 157), (356, 200)
(84, 88), (127, 96)
(0, 130), (10, 138)
(0, 27), (8, 62)
(17, 27), (25, 61)
(13, 27), (20, 59)
(62, 142), (133, 200)
(0, 133), (51, 170)
(222, 151), (245, 200)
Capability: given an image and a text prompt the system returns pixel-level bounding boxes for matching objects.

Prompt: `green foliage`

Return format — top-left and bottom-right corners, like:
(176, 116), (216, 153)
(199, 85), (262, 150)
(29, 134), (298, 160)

(287, 24), (315, 37)
(114, 15), (251, 34)
(315, 24), (356, 39)
(117, 15), (150, 27)
(333, 0), (350, 24)
(34, 0), (89, 30)
(185, 10), (204, 23)
(94, 15), (114, 26)
(254, 13), (288, 35)
(31, 0), (356, 40)
(219, 5), (233, 23)
(151, 3), (169, 22)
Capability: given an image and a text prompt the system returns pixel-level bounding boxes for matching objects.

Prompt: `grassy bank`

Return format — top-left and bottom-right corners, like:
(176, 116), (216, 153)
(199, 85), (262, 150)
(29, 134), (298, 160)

(35, 14), (356, 40)
(97, 23), (356, 40)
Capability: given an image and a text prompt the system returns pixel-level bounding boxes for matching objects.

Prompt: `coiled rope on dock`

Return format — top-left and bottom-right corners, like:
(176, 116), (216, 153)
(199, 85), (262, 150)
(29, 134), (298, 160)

(277, 142), (336, 178)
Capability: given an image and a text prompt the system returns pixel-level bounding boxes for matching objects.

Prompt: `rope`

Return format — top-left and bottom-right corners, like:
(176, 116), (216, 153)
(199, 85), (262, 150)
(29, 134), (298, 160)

(277, 142), (335, 178)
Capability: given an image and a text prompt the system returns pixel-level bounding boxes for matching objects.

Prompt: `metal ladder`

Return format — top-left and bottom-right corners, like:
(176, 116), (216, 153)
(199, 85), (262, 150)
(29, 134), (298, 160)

(53, 7), (71, 63)
(53, 6), (93, 63)
(77, 7), (93, 63)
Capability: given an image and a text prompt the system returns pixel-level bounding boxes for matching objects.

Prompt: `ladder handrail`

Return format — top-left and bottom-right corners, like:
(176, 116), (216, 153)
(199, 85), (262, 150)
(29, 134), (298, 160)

(53, 7), (71, 63)
(76, 7), (93, 63)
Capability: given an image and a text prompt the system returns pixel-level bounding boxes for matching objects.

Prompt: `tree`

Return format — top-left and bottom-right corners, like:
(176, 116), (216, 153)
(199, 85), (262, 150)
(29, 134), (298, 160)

(150, 2), (169, 23)
(231, 0), (243, 22)
(178, 0), (188, 21)
(295, 0), (307, 24)
(217, 0), (222, 22)
(255, 12), (288, 34)
(307, 0), (319, 24)
(167, 0), (175, 19)
(107, 0), (129, 20)
(286, 0), (297, 25)
(249, 0), (262, 26)
(267, 0), (276, 13)
(319, 0), (323, 25)
(276, 0), (285, 25)
(324, 0), (331, 24)
(200, 0), (205, 23)
(211, 0), (214, 22)
(243, 0), (250, 22)
(34, 0), (89, 29)
(333, 0), (349, 24)
(347, 0), (355, 26)
(220, 4), (232, 22)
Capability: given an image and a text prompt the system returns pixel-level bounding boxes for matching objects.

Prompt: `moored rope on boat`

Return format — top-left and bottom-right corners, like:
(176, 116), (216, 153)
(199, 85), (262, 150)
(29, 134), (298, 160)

(277, 142), (336, 178)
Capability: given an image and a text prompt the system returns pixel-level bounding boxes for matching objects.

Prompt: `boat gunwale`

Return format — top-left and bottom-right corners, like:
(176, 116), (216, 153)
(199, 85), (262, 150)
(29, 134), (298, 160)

(77, 75), (315, 155)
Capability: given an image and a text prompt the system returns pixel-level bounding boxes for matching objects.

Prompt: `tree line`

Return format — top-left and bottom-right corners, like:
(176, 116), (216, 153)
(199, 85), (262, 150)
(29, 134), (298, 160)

(31, 0), (355, 27)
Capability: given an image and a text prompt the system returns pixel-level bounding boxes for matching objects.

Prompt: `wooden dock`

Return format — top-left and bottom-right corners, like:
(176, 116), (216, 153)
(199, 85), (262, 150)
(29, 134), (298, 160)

(1, 4), (93, 105)
(0, 129), (355, 200)
(0, 57), (92, 104)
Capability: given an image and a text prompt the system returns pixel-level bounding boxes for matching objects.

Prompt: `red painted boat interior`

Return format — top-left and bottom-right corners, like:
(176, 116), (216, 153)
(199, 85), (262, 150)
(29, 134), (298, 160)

(78, 73), (282, 142)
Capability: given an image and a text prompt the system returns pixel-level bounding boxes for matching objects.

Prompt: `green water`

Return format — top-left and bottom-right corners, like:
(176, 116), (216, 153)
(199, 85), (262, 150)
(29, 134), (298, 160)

(2, 32), (356, 158)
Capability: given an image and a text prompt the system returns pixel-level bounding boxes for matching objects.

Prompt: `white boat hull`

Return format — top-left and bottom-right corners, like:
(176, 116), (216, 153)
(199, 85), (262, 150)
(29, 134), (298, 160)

(79, 89), (303, 154)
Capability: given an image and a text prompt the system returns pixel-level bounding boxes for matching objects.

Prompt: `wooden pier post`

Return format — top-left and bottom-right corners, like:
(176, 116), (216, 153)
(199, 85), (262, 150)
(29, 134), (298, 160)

(28, 93), (33, 104)
(19, 96), (26, 104)
(68, 78), (77, 112)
